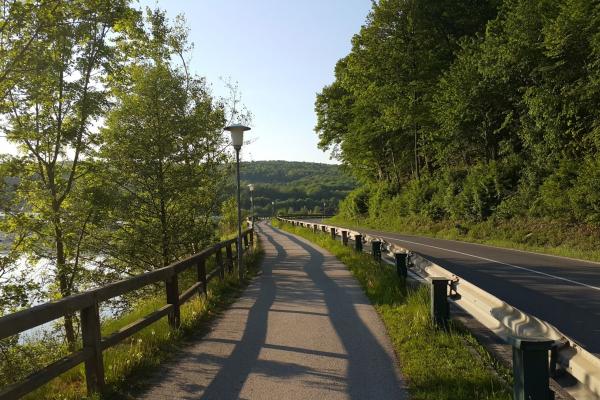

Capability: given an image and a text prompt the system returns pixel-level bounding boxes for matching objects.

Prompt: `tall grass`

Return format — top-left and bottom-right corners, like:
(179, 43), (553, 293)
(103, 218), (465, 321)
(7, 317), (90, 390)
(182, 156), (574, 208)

(11, 243), (263, 400)
(274, 219), (511, 400)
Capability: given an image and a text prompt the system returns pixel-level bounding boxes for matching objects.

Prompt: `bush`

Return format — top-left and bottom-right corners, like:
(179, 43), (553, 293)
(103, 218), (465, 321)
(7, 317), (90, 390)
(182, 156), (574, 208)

(338, 186), (371, 219)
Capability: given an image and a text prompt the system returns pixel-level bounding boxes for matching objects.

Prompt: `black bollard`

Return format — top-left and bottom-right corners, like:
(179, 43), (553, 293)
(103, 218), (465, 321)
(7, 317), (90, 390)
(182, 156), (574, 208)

(355, 234), (363, 252)
(372, 240), (382, 261)
(430, 278), (449, 329)
(508, 337), (555, 400)
(395, 253), (408, 279)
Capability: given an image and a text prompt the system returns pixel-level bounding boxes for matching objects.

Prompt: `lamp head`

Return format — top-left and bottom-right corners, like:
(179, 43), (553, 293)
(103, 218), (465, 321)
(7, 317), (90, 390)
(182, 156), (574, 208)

(248, 184), (254, 192)
(224, 124), (251, 150)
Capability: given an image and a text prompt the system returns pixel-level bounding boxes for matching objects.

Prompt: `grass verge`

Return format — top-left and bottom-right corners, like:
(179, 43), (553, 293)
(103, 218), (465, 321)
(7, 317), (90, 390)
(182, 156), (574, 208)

(327, 215), (600, 263)
(273, 219), (511, 400)
(20, 241), (263, 400)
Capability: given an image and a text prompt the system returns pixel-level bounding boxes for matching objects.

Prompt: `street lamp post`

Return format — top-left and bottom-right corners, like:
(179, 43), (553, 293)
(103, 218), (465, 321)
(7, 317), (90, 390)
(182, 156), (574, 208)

(225, 124), (251, 277)
(248, 184), (254, 226)
(271, 201), (275, 218)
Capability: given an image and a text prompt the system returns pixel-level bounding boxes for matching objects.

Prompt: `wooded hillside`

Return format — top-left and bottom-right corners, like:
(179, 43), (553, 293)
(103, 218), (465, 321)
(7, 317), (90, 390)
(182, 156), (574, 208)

(239, 161), (356, 216)
(316, 0), (600, 229)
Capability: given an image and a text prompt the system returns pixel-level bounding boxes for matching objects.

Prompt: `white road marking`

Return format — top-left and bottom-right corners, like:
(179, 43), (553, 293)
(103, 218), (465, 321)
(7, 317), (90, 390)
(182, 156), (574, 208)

(378, 235), (600, 292)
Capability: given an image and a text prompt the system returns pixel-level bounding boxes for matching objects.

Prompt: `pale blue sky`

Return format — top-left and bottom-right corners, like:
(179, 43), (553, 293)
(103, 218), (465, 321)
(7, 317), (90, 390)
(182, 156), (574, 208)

(139, 0), (371, 163)
(0, 1), (372, 163)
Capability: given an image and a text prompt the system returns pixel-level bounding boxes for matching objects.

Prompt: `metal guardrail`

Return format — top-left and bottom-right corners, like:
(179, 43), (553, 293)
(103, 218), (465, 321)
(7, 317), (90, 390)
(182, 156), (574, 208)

(0, 229), (255, 399)
(278, 217), (600, 400)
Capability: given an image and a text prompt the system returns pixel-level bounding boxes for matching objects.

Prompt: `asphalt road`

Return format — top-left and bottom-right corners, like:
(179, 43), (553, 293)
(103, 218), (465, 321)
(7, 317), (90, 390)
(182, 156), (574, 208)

(140, 222), (407, 399)
(304, 219), (600, 354)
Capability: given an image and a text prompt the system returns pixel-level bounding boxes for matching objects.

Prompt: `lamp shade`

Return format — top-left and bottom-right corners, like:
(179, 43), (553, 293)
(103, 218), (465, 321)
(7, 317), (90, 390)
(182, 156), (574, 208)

(224, 124), (251, 149)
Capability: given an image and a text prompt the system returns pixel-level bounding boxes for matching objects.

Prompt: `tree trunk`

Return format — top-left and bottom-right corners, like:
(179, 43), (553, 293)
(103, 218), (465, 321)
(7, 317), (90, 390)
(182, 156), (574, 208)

(54, 221), (76, 348)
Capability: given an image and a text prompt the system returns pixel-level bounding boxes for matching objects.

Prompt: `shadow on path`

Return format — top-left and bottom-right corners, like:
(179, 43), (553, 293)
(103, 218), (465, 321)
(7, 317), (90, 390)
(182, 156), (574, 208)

(274, 227), (404, 399)
(197, 225), (282, 399)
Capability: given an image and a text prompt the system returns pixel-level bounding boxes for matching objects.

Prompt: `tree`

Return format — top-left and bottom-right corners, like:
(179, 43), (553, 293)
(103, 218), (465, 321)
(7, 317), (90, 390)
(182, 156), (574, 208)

(99, 10), (229, 273)
(0, 0), (134, 347)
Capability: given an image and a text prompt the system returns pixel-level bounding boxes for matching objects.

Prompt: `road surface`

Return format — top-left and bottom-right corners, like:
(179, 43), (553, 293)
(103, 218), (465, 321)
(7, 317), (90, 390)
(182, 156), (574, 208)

(304, 219), (600, 354)
(139, 222), (407, 399)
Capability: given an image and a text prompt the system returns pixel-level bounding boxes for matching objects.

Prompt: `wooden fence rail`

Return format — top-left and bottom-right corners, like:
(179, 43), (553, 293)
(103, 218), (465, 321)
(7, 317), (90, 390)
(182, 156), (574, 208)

(0, 228), (254, 399)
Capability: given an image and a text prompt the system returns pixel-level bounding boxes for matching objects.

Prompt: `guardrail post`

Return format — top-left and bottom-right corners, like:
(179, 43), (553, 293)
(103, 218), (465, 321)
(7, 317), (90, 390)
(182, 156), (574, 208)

(312, 224), (318, 234)
(197, 258), (207, 295)
(355, 234), (363, 252)
(81, 302), (105, 395)
(330, 227), (336, 240)
(321, 225), (326, 233)
(226, 243), (234, 273)
(216, 247), (224, 279)
(395, 253), (408, 279)
(372, 240), (382, 261)
(508, 337), (555, 400)
(341, 231), (348, 246)
(166, 274), (181, 329)
(430, 277), (449, 329)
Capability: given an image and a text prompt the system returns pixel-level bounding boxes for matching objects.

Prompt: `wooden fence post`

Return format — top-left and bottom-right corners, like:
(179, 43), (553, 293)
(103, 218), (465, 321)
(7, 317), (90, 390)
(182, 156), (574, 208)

(81, 302), (105, 395)
(197, 258), (207, 295)
(216, 247), (224, 279)
(166, 274), (181, 329)
(226, 243), (234, 273)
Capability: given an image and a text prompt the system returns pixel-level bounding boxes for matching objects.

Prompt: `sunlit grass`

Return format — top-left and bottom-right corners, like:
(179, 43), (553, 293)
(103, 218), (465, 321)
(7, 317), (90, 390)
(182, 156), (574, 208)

(19, 242), (263, 400)
(274, 219), (511, 400)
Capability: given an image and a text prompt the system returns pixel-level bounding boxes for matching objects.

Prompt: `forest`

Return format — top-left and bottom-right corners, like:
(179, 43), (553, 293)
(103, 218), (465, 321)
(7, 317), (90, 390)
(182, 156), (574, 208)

(316, 0), (600, 246)
(239, 160), (356, 216)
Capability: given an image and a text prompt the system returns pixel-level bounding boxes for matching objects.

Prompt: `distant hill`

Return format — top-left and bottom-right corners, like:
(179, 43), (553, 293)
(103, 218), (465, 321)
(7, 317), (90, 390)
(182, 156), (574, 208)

(240, 161), (356, 216)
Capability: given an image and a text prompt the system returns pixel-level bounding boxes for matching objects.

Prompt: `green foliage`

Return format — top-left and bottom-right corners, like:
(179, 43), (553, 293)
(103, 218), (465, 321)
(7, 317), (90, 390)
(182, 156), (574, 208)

(318, 0), (600, 234)
(99, 11), (228, 271)
(239, 161), (356, 216)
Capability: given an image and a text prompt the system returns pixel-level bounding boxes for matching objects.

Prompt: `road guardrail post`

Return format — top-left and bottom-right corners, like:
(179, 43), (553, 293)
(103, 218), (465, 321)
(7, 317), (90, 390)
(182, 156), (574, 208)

(508, 337), (555, 400)
(342, 231), (348, 246)
(430, 277), (449, 329)
(355, 234), (363, 252)
(395, 253), (408, 279)
(330, 227), (336, 240)
(372, 240), (382, 261)
(313, 224), (318, 234)
(322, 225), (326, 233)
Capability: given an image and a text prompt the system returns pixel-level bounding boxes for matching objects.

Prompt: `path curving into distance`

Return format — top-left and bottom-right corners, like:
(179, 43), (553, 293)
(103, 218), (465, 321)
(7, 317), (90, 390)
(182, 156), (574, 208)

(139, 221), (407, 400)
(304, 219), (600, 355)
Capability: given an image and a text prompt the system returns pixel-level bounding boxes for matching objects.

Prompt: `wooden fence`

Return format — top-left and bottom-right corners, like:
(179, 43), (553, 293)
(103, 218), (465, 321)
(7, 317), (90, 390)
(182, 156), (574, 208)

(0, 228), (254, 399)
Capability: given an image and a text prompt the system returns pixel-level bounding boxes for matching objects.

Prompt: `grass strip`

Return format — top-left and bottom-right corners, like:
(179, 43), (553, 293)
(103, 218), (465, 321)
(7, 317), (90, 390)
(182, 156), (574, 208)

(23, 242), (263, 400)
(274, 219), (511, 400)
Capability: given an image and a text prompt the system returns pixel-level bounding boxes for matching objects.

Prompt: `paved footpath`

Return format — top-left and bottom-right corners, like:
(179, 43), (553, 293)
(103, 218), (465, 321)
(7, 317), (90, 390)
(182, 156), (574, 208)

(140, 222), (408, 400)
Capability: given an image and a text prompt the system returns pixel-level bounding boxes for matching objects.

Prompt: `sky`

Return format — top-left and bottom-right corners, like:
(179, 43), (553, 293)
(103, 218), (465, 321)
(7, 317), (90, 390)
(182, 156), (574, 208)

(0, 0), (372, 163)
